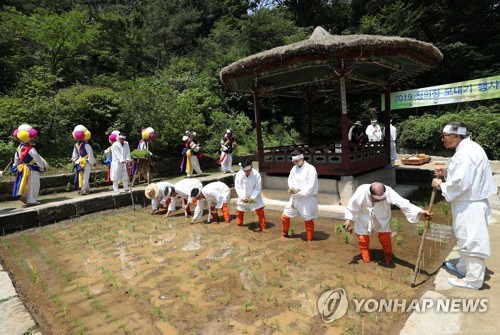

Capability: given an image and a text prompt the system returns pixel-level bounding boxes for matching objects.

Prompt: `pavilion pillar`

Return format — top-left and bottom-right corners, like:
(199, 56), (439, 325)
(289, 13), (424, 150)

(253, 91), (264, 167)
(384, 87), (391, 165)
(339, 76), (350, 169)
(306, 93), (313, 145)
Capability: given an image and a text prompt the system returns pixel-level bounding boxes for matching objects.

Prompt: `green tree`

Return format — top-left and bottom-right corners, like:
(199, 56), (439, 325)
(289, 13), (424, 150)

(25, 8), (100, 88)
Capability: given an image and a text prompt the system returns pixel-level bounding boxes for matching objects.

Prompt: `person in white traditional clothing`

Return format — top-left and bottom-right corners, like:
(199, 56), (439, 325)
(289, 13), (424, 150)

(365, 118), (382, 142)
(432, 121), (496, 290)
(180, 131), (203, 177)
(281, 149), (318, 241)
(110, 133), (132, 194)
(166, 178), (203, 218)
(235, 159), (267, 232)
(344, 182), (431, 265)
(189, 181), (231, 224)
(144, 182), (174, 215)
(389, 120), (397, 166)
(11, 124), (48, 206)
(71, 125), (96, 195)
(220, 128), (237, 173)
(104, 130), (120, 182)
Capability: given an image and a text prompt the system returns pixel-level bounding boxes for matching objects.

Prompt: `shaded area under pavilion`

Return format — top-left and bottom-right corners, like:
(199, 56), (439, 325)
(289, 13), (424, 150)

(220, 27), (443, 177)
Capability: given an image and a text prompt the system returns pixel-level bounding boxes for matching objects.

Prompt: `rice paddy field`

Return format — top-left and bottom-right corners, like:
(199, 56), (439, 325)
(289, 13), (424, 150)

(0, 202), (453, 335)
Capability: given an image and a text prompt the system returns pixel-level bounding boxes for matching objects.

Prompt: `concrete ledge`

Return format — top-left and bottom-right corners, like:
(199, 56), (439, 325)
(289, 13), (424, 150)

(0, 297), (37, 335)
(0, 272), (17, 300)
(38, 202), (77, 224)
(400, 290), (462, 335)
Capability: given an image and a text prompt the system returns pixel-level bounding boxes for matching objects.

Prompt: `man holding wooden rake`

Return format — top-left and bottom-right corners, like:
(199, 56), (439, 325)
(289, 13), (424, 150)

(433, 121), (496, 290)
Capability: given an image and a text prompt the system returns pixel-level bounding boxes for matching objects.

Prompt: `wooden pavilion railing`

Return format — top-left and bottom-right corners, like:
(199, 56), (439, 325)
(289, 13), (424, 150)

(259, 142), (388, 176)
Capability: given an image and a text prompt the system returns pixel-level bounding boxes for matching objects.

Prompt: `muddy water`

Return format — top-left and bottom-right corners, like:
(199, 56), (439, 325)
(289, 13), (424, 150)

(0, 202), (453, 335)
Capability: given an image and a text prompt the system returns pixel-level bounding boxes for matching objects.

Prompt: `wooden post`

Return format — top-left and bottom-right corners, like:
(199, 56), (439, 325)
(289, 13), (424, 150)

(306, 92), (313, 145)
(384, 87), (391, 165)
(339, 76), (350, 171)
(253, 91), (264, 168)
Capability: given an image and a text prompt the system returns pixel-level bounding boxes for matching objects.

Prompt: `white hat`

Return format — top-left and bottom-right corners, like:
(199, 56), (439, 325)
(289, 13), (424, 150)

(145, 184), (159, 199)
(118, 133), (126, 139)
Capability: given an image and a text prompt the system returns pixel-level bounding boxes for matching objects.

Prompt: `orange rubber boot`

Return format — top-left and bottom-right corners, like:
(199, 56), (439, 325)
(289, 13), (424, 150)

(236, 210), (245, 226)
(183, 198), (191, 215)
(305, 220), (314, 241)
(281, 214), (291, 237)
(221, 203), (231, 224)
(356, 234), (371, 263)
(255, 208), (267, 231)
(210, 206), (219, 223)
(378, 232), (393, 264)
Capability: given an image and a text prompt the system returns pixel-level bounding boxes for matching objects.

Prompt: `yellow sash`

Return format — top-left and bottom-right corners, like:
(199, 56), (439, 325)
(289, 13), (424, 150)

(186, 150), (192, 173)
(16, 164), (31, 196)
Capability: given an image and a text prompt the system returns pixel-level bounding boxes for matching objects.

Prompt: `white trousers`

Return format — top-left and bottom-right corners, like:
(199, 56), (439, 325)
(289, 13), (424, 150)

(220, 153), (233, 172)
(282, 196), (318, 221)
(81, 164), (91, 192)
(456, 254), (486, 289)
(20, 171), (40, 204)
(187, 156), (203, 176)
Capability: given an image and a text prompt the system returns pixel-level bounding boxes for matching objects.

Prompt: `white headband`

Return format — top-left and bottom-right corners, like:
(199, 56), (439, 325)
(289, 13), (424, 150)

(372, 194), (386, 200)
(443, 125), (467, 135)
(292, 154), (304, 161)
(240, 162), (252, 171)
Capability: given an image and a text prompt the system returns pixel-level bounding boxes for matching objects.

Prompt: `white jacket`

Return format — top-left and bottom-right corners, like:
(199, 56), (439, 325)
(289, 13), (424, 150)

(235, 169), (264, 211)
(110, 141), (131, 181)
(345, 184), (422, 235)
(286, 161), (318, 220)
(440, 137), (495, 258)
(202, 181), (231, 209)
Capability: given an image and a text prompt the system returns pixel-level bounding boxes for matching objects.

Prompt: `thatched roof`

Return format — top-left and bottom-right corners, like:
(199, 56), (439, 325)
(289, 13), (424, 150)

(220, 27), (443, 97)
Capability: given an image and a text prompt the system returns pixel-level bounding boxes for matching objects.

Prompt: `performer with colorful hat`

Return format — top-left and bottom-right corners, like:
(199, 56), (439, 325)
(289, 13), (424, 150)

(71, 125), (96, 195)
(220, 128), (237, 173)
(180, 130), (203, 178)
(130, 127), (155, 183)
(11, 124), (47, 205)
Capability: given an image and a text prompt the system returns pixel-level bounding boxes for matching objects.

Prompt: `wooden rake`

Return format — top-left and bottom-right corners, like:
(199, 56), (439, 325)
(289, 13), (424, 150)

(410, 188), (437, 287)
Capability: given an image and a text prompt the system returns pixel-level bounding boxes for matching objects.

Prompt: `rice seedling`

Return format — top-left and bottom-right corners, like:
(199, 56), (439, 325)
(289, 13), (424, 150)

(391, 217), (403, 232)
(396, 236), (403, 245)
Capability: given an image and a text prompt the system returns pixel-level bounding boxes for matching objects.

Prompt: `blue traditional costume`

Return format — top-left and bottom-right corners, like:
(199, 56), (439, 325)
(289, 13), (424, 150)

(71, 125), (95, 194)
(180, 131), (203, 177)
(11, 124), (46, 205)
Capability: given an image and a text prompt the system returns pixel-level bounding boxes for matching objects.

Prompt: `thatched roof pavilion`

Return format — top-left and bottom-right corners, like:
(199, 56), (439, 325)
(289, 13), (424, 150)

(220, 27), (442, 176)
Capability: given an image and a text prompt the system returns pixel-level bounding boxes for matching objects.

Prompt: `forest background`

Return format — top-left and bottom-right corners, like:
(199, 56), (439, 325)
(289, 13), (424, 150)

(1, 0), (499, 171)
